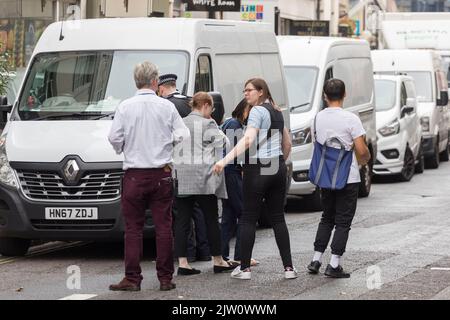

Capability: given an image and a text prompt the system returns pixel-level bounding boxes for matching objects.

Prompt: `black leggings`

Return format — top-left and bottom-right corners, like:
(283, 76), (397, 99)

(239, 157), (293, 270)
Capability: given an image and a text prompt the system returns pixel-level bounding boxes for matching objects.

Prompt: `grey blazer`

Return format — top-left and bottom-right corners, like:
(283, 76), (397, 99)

(173, 111), (229, 199)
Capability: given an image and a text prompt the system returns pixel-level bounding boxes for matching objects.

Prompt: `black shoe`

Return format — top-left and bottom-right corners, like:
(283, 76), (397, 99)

(196, 255), (212, 262)
(213, 263), (235, 274)
(324, 264), (350, 278)
(177, 267), (201, 276)
(307, 261), (322, 274)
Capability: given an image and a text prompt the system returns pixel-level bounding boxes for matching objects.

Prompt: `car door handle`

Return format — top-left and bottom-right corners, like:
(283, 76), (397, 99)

(358, 107), (374, 116)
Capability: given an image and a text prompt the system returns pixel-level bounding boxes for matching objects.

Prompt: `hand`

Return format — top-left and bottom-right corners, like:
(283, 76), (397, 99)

(213, 160), (226, 175)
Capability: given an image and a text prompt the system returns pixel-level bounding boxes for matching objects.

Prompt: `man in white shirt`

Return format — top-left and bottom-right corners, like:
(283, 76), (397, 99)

(108, 61), (190, 292)
(307, 79), (370, 278)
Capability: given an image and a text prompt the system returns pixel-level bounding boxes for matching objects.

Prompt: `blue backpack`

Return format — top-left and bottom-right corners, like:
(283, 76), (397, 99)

(308, 116), (353, 190)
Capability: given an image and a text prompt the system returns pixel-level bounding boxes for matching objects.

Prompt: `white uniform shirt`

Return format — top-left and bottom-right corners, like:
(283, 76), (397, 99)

(312, 107), (366, 184)
(108, 89), (190, 170)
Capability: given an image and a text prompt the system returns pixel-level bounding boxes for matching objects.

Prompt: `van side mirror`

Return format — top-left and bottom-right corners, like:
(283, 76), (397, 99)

(437, 91), (449, 106)
(401, 98), (415, 118)
(0, 96), (13, 130)
(208, 92), (225, 125)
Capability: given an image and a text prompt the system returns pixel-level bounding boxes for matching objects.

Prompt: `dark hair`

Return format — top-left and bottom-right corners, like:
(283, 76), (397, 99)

(232, 98), (249, 124)
(245, 78), (276, 106)
(190, 91), (213, 110)
(323, 78), (346, 101)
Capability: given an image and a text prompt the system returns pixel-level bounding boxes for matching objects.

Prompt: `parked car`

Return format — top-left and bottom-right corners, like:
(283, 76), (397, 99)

(373, 74), (424, 181)
(277, 36), (377, 210)
(0, 18), (291, 256)
(371, 49), (449, 169)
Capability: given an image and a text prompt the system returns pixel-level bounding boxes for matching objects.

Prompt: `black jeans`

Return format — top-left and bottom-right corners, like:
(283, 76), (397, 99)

(239, 157), (293, 270)
(221, 166), (243, 261)
(175, 195), (221, 258)
(313, 183), (359, 256)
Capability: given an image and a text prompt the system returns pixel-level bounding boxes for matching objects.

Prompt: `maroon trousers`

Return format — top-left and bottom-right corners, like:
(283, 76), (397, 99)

(121, 168), (174, 285)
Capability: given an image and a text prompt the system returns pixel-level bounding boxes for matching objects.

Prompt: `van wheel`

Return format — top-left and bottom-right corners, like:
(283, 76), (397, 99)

(0, 238), (31, 257)
(439, 144), (449, 162)
(358, 162), (372, 198)
(425, 140), (440, 169)
(415, 145), (425, 174)
(305, 187), (323, 212)
(399, 147), (415, 182)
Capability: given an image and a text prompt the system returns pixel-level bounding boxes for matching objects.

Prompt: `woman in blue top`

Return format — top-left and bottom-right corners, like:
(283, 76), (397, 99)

(214, 78), (297, 280)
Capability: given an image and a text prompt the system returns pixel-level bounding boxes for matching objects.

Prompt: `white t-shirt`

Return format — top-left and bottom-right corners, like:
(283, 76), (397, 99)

(311, 107), (366, 184)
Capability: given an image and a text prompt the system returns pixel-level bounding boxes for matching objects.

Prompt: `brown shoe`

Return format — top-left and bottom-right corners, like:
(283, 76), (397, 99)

(160, 282), (176, 291)
(109, 278), (141, 292)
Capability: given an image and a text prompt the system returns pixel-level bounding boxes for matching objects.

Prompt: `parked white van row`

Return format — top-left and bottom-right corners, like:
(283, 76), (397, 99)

(0, 18), (291, 256)
(277, 36), (377, 210)
(371, 49), (450, 169)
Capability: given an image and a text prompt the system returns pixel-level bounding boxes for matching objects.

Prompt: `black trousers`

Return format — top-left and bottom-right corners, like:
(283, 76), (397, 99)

(239, 157), (293, 270)
(313, 183), (359, 256)
(175, 195), (221, 258)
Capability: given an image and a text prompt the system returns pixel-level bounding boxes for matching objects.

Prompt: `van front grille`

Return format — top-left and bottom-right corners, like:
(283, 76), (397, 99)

(16, 170), (123, 201)
(30, 219), (116, 230)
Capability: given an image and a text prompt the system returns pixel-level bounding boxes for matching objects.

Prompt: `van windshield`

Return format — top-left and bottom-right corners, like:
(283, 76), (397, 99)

(284, 66), (318, 113)
(374, 79), (396, 111)
(17, 51), (188, 120)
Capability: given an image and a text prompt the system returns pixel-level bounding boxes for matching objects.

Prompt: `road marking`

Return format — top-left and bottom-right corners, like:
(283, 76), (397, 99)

(59, 294), (98, 300)
(0, 241), (91, 266)
(430, 267), (450, 271)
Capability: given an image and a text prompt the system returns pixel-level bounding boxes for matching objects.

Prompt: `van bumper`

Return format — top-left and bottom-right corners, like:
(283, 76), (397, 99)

(0, 185), (155, 241)
(422, 135), (437, 157)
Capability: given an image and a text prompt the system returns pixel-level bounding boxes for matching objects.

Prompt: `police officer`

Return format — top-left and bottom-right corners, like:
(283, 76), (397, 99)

(158, 74), (191, 118)
(158, 73), (211, 263)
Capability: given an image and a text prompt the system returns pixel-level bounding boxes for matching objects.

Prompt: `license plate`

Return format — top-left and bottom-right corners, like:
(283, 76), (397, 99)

(45, 208), (98, 220)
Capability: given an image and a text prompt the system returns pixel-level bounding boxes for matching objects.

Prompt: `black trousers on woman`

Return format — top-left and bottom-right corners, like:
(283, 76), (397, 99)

(239, 156), (293, 270)
(175, 195), (221, 258)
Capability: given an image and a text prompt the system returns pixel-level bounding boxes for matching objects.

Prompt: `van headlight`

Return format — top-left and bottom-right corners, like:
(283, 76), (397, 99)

(420, 117), (430, 132)
(292, 127), (312, 147)
(0, 136), (18, 188)
(378, 119), (400, 137)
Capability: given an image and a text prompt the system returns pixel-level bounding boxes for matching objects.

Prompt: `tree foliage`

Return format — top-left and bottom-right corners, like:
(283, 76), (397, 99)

(0, 42), (11, 96)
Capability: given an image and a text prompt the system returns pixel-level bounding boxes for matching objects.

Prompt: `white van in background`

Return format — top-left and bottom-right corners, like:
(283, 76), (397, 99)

(277, 36), (377, 210)
(0, 18), (290, 256)
(373, 74), (423, 181)
(371, 50), (449, 169)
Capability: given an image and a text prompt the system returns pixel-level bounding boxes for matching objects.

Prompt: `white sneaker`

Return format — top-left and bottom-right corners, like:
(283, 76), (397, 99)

(285, 266), (298, 279)
(231, 266), (251, 280)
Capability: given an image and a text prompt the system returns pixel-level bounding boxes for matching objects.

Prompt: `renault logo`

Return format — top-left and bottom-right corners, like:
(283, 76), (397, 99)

(64, 159), (80, 182)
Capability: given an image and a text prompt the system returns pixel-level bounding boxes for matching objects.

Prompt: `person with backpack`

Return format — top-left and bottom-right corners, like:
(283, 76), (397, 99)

(213, 78), (296, 280)
(307, 78), (371, 278)
(220, 99), (259, 267)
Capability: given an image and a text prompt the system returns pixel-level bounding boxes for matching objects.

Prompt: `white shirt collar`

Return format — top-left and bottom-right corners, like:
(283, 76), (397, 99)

(135, 88), (156, 96)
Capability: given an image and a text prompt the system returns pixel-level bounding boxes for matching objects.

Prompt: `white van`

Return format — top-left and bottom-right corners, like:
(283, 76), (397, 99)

(373, 74), (423, 181)
(277, 36), (377, 210)
(0, 18), (291, 256)
(371, 50), (449, 169)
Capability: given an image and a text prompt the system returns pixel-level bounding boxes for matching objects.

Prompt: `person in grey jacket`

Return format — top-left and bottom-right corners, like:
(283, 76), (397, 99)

(173, 92), (235, 275)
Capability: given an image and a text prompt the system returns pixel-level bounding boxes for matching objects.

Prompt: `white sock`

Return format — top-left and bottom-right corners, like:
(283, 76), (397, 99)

(330, 254), (340, 268)
(312, 251), (323, 263)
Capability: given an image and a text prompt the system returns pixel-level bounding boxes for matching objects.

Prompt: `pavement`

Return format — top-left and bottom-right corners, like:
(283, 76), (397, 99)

(2, 161), (450, 300)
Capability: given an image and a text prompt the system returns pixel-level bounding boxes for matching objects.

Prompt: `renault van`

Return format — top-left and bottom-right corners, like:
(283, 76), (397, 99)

(373, 74), (423, 181)
(371, 50), (449, 169)
(277, 36), (377, 210)
(0, 18), (291, 256)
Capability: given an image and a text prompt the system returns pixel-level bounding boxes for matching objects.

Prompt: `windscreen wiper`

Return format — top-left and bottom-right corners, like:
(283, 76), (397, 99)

(290, 102), (310, 112)
(30, 112), (111, 121)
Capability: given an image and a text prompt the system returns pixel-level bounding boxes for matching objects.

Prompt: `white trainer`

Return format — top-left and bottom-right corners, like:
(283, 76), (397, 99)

(231, 266), (251, 280)
(285, 267), (298, 279)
